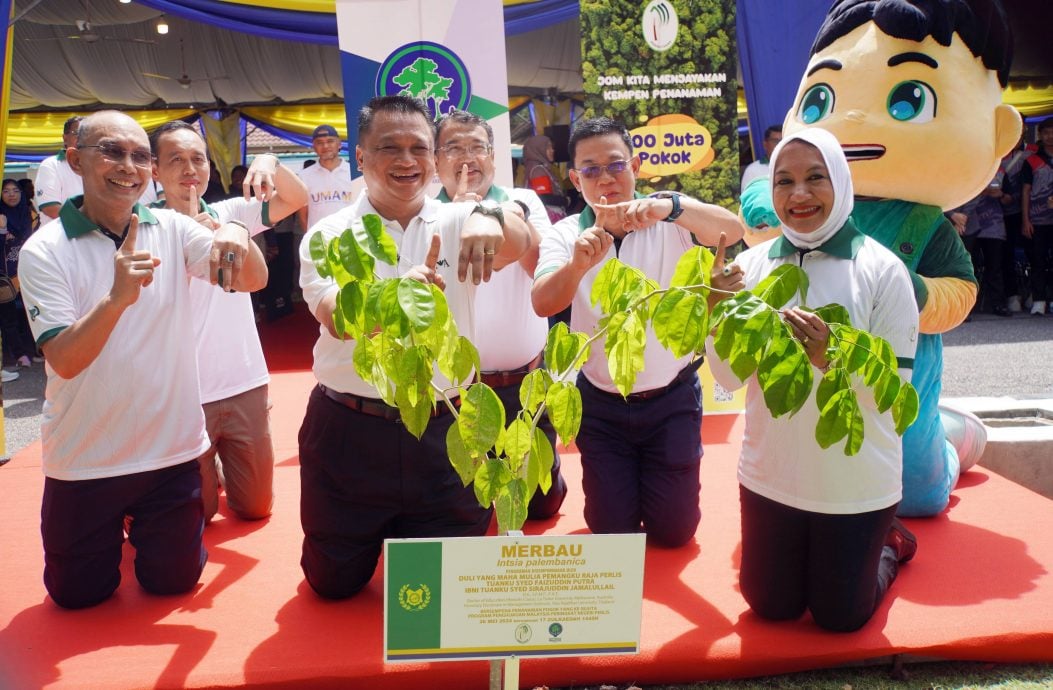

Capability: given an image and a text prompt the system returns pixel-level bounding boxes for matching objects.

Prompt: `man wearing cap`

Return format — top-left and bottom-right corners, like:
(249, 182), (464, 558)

(297, 124), (355, 229)
(434, 109), (567, 520)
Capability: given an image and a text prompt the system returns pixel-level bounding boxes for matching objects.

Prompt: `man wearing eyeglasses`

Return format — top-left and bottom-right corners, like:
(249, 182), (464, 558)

(297, 96), (533, 600)
(532, 116), (743, 547)
(434, 109), (567, 521)
(17, 111), (268, 609)
(37, 116), (160, 226)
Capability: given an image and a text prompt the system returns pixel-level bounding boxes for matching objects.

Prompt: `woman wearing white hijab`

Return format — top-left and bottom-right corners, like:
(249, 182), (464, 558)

(707, 128), (921, 632)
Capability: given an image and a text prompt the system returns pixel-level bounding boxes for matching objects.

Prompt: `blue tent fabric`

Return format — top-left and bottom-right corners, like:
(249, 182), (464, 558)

(736, 0), (830, 159)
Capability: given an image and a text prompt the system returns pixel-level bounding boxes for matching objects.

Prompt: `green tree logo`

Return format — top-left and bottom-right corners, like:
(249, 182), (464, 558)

(393, 57), (455, 115)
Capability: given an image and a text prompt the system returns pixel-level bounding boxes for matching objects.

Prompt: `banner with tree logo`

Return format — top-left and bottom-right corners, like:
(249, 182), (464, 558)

(580, 0), (738, 208)
(334, 0), (513, 186)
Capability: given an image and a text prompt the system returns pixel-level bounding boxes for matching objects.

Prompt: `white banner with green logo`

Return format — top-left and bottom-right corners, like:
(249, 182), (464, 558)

(334, 0), (513, 186)
(384, 534), (645, 662)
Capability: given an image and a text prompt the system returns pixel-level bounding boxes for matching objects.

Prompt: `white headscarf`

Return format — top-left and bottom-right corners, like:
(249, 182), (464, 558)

(768, 127), (853, 250)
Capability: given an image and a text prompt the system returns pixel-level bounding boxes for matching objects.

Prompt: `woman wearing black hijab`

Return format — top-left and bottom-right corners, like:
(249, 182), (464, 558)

(0, 178), (40, 369)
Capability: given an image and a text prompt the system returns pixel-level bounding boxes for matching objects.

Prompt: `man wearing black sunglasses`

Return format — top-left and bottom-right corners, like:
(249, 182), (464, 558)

(17, 111), (268, 609)
(532, 116), (743, 548)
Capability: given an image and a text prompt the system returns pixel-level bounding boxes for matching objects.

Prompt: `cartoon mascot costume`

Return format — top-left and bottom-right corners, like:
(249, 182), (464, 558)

(742, 0), (1021, 516)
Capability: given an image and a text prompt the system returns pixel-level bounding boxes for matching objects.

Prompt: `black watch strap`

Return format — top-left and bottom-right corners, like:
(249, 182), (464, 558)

(651, 192), (684, 222)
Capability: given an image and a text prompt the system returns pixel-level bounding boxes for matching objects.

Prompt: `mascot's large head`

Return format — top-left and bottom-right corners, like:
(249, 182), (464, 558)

(783, 0), (1022, 210)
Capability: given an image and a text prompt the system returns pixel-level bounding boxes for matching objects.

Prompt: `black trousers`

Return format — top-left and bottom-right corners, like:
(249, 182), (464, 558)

(963, 235), (1005, 311)
(738, 485), (900, 632)
(298, 386), (492, 600)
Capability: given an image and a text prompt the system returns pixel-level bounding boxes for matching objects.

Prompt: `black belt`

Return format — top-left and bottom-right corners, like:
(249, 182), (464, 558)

(318, 384), (456, 421)
(479, 352), (544, 389)
(583, 357), (704, 403)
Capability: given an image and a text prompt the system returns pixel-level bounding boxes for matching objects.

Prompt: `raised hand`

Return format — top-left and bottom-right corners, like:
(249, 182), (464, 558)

(189, 184), (220, 230)
(710, 232), (744, 295)
(244, 153), (278, 202)
(452, 163), (482, 203)
(570, 224), (613, 272)
(111, 214), (161, 308)
(458, 210), (503, 285)
(592, 194), (669, 234)
(210, 221), (251, 291)
(405, 233), (446, 291)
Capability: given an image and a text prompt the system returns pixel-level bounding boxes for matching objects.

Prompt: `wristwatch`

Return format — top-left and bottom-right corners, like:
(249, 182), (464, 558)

(471, 200), (505, 229)
(650, 191), (684, 222)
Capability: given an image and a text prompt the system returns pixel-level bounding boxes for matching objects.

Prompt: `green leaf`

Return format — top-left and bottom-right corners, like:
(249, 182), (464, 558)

(308, 231), (331, 279)
(669, 245), (714, 290)
(652, 289), (709, 358)
(753, 264), (807, 309)
(604, 310), (646, 397)
(814, 303), (852, 327)
(446, 420), (478, 487)
(837, 327), (873, 374)
(545, 323), (589, 375)
(546, 381), (582, 445)
(815, 388), (853, 449)
(728, 309), (776, 381)
(437, 333), (479, 386)
(892, 383), (920, 435)
(474, 458), (511, 509)
(363, 281), (387, 336)
(530, 426), (555, 496)
(352, 337), (377, 384)
(394, 385), (433, 440)
(519, 368), (553, 415)
(815, 367), (849, 412)
(338, 229), (375, 281)
(357, 213), (398, 265)
(502, 418), (533, 473)
(337, 280), (369, 340)
(591, 259), (649, 313)
(458, 383), (505, 458)
(397, 276), (436, 331)
(872, 366), (901, 414)
(377, 279), (410, 338)
(494, 478), (529, 534)
(327, 239), (353, 287)
(395, 344), (432, 409)
(756, 333), (813, 417)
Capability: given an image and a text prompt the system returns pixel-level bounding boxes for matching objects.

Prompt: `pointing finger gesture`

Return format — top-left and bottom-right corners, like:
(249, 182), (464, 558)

(112, 214), (161, 308)
(452, 163), (480, 203)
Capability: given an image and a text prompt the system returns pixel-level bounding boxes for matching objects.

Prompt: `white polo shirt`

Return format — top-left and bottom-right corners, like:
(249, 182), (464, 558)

(152, 197), (271, 405)
(19, 198), (216, 480)
(299, 192), (478, 399)
(437, 185), (550, 372)
(34, 154), (83, 225)
(706, 223), (919, 514)
(535, 207), (697, 394)
(298, 159), (355, 228)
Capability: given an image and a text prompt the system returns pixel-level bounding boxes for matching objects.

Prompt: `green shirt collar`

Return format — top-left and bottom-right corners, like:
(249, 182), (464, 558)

(57, 150), (67, 162)
(767, 219), (864, 260)
(436, 185), (509, 203)
(150, 196), (219, 220)
(59, 195), (159, 239)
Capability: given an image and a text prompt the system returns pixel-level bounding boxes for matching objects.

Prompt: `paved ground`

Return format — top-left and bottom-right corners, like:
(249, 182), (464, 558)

(2, 312), (1051, 460)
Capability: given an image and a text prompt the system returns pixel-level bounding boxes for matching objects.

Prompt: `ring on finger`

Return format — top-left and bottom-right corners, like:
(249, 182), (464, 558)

(801, 335), (810, 345)
(721, 265), (733, 277)
(483, 249), (496, 256)
(224, 251), (236, 263)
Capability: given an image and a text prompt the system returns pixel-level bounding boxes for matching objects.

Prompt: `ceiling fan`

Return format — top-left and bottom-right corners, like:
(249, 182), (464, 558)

(143, 39), (228, 89)
(22, 0), (157, 46)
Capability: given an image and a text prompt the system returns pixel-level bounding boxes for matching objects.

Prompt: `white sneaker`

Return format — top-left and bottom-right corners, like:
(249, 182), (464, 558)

(1031, 300), (1047, 315)
(1007, 295), (1022, 312)
(1, 369), (19, 383)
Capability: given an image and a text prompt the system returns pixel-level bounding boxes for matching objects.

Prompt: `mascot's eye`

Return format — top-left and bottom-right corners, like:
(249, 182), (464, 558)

(797, 84), (835, 124)
(886, 81), (937, 122)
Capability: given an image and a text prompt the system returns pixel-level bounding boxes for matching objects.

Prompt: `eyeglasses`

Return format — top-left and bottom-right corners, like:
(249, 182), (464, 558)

(78, 143), (154, 168)
(574, 159), (632, 179)
(439, 143), (491, 158)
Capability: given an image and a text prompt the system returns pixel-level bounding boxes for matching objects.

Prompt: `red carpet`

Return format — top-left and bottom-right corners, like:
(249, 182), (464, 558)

(2, 318), (1052, 688)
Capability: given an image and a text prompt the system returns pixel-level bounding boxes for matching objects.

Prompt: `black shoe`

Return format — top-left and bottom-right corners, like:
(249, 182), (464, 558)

(992, 306), (1012, 317)
(886, 517), (917, 563)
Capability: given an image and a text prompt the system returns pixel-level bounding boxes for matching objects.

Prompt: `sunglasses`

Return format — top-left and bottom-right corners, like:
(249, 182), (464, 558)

(78, 143), (154, 168)
(574, 159), (632, 179)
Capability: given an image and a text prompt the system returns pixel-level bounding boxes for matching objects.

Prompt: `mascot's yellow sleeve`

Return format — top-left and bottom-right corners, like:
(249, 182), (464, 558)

(918, 276), (977, 333)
